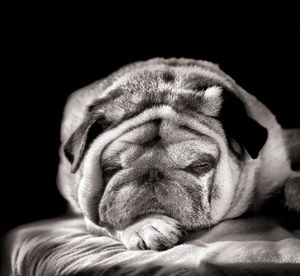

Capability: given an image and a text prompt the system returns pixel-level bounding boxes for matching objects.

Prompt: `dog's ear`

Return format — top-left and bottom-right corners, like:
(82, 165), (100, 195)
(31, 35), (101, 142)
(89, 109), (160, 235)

(64, 112), (111, 173)
(220, 89), (268, 159)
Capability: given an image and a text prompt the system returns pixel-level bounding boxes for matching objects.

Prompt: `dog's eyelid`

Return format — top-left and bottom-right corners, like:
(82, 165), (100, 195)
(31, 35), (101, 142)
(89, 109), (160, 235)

(102, 163), (123, 179)
(191, 161), (210, 167)
(101, 157), (122, 169)
(103, 163), (121, 169)
(183, 155), (217, 174)
(183, 157), (215, 176)
(102, 160), (122, 169)
(185, 161), (210, 170)
(187, 153), (216, 166)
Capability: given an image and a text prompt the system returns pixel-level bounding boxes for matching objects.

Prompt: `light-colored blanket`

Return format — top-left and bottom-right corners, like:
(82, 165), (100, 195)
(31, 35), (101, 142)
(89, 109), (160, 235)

(3, 215), (300, 275)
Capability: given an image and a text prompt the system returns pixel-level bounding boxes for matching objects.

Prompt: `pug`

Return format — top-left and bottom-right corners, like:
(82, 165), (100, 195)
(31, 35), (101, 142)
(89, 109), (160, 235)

(57, 58), (300, 250)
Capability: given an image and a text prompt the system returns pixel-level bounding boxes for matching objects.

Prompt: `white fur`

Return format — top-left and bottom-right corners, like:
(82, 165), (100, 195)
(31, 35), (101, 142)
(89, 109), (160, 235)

(58, 58), (295, 247)
(204, 86), (222, 99)
(79, 106), (247, 228)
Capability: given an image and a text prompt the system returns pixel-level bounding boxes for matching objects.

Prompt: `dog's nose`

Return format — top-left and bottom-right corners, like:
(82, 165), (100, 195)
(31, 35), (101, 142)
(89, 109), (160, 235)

(142, 168), (163, 183)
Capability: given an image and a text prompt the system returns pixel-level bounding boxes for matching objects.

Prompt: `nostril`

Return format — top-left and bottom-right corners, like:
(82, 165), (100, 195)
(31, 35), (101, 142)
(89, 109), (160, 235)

(142, 168), (164, 183)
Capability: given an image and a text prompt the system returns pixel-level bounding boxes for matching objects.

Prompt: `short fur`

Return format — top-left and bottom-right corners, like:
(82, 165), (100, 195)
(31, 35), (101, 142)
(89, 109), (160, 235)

(58, 58), (300, 250)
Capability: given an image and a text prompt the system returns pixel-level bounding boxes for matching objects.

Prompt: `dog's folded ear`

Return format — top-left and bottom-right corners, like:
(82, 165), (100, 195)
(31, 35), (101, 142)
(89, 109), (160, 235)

(220, 89), (268, 159)
(63, 111), (111, 173)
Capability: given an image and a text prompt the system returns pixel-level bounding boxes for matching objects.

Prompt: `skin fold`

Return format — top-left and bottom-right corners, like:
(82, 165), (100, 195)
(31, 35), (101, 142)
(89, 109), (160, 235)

(58, 58), (300, 250)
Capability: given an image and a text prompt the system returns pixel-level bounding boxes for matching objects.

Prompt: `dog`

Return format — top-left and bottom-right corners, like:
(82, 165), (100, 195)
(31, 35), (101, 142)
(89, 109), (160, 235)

(57, 58), (300, 250)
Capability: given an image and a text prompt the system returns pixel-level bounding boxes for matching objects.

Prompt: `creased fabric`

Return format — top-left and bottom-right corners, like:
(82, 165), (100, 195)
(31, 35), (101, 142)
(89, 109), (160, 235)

(3, 215), (300, 276)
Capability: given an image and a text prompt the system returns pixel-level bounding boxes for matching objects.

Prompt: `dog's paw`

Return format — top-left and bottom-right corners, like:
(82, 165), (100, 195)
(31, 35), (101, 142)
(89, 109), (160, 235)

(284, 176), (300, 212)
(117, 215), (185, 251)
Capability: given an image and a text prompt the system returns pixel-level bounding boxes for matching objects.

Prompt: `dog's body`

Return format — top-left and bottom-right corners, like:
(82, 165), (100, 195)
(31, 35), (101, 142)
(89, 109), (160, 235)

(58, 58), (299, 250)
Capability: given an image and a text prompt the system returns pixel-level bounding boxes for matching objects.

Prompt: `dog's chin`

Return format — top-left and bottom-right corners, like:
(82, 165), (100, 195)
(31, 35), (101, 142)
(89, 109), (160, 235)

(99, 207), (177, 230)
(98, 197), (172, 230)
(97, 173), (212, 230)
(98, 203), (210, 231)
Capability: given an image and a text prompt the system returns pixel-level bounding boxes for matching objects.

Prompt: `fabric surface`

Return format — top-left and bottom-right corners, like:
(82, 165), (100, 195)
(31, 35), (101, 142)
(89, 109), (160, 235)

(3, 215), (300, 276)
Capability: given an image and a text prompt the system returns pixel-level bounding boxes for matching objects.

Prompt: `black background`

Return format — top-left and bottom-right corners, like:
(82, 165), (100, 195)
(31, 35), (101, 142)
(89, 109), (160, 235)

(2, 4), (300, 236)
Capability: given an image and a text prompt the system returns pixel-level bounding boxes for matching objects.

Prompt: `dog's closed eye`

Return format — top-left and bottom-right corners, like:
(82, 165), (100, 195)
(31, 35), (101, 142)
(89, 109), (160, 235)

(184, 154), (216, 176)
(102, 164), (123, 180)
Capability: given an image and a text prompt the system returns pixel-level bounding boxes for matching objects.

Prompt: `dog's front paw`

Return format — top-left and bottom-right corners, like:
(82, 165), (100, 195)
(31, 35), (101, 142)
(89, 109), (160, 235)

(284, 176), (300, 212)
(117, 215), (185, 251)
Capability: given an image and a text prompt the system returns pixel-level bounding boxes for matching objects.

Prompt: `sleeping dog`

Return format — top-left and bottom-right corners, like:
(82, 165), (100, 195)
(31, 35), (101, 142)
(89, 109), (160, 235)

(58, 58), (300, 250)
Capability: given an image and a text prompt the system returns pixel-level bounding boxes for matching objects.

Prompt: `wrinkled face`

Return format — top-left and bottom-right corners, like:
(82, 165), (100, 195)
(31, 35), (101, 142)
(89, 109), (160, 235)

(99, 119), (221, 230)
(62, 61), (268, 232)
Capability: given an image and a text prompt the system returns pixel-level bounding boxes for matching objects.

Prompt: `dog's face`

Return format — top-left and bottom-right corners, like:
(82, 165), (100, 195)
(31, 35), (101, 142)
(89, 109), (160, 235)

(99, 120), (220, 230)
(62, 59), (268, 231)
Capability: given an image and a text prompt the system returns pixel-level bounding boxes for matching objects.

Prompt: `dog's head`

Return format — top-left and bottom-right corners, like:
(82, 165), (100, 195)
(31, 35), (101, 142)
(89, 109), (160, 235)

(61, 59), (268, 230)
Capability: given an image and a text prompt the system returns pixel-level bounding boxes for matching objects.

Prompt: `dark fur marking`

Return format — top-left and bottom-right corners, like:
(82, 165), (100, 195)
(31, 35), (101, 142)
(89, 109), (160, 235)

(161, 71), (175, 83)
(173, 93), (203, 114)
(66, 75), (267, 175)
(88, 88), (124, 112)
(186, 74), (221, 92)
(92, 89), (213, 133)
(117, 91), (175, 123)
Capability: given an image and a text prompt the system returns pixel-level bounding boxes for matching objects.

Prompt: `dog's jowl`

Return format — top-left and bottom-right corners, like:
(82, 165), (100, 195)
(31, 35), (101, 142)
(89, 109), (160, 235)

(58, 58), (300, 250)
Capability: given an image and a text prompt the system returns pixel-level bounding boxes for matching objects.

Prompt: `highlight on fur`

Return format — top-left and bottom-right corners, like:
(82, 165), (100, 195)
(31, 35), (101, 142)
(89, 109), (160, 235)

(57, 58), (297, 250)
